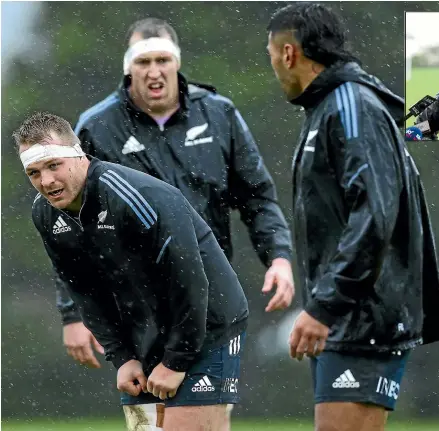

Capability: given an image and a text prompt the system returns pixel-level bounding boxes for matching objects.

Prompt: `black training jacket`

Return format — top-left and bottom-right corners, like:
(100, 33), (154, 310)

(290, 62), (439, 352)
(33, 158), (249, 372)
(56, 73), (292, 325)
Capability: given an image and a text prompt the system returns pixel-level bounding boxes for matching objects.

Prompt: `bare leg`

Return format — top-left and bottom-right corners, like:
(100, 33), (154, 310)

(315, 402), (388, 431)
(163, 405), (227, 431)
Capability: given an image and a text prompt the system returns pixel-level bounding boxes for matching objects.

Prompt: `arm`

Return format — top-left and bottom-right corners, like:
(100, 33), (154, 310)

(56, 269), (105, 368)
(55, 271), (82, 324)
(129, 188), (209, 372)
(40, 239), (136, 369)
(228, 107), (293, 267)
(305, 99), (403, 327)
(154, 194), (208, 372)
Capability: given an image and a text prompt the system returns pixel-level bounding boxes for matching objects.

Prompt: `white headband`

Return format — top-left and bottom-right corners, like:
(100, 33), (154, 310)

(20, 143), (85, 169)
(123, 38), (181, 75)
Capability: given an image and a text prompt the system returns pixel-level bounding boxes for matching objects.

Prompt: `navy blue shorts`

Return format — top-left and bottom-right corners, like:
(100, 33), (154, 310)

(120, 332), (245, 407)
(310, 350), (410, 411)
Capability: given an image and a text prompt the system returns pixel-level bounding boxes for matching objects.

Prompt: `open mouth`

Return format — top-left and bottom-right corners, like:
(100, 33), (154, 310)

(148, 82), (164, 95)
(48, 188), (64, 198)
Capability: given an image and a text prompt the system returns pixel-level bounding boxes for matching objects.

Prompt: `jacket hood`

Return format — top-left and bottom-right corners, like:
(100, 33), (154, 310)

(291, 62), (405, 127)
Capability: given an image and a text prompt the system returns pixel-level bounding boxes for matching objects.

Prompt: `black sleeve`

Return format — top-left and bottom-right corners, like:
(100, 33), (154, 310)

(228, 107), (293, 266)
(305, 95), (403, 327)
(33, 214), (137, 369)
(55, 270), (82, 325)
(129, 188), (209, 372)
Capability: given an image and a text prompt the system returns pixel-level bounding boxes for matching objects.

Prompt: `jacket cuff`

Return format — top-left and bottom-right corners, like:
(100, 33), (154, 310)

(305, 299), (339, 328)
(162, 351), (197, 372)
(61, 308), (83, 326)
(108, 348), (138, 370)
(269, 250), (293, 265)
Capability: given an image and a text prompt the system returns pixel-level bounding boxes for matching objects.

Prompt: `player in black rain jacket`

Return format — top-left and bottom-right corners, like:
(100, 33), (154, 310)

(267, 3), (439, 428)
(57, 19), (294, 333)
(14, 112), (249, 430)
(288, 62), (439, 351)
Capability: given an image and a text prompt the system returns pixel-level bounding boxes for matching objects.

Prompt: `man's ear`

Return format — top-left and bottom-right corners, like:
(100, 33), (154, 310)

(283, 43), (296, 69)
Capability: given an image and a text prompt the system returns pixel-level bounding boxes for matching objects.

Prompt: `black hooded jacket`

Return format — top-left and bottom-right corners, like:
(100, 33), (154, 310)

(56, 73), (292, 325)
(291, 62), (439, 352)
(33, 158), (249, 372)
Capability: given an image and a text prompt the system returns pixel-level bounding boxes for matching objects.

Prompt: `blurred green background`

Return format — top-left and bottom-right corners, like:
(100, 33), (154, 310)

(405, 68), (439, 126)
(2, 1), (439, 429)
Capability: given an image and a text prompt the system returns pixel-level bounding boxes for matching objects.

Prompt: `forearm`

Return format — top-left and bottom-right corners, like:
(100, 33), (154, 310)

(159, 208), (209, 371)
(162, 266), (208, 372)
(239, 193), (293, 266)
(55, 272), (82, 325)
(64, 287), (136, 369)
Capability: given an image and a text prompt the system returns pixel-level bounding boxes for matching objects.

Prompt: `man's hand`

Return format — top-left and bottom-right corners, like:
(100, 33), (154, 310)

(289, 311), (329, 360)
(63, 322), (105, 368)
(147, 362), (186, 401)
(117, 359), (148, 396)
(262, 257), (295, 312)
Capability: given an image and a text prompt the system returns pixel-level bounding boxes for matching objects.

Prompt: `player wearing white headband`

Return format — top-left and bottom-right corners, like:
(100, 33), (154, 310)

(17, 116), (89, 212)
(121, 20), (183, 124)
(14, 111), (249, 431)
(58, 17), (295, 430)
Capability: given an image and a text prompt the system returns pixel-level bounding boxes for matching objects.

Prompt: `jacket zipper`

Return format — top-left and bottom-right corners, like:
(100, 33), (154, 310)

(59, 194), (87, 232)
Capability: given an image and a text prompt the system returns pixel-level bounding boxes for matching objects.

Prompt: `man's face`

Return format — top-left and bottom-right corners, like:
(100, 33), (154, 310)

(128, 32), (180, 113)
(20, 137), (86, 211)
(267, 31), (300, 100)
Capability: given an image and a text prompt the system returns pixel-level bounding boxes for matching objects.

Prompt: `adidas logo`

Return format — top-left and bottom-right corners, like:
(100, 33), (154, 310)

(191, 376), (215, 393)
(332, 369), (360, 389)
(122, 136), (145, 154)
(53, 216), (71, 235)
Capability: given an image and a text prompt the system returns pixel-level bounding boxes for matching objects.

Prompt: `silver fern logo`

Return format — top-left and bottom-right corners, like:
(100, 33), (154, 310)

(98, 210), (107, 223)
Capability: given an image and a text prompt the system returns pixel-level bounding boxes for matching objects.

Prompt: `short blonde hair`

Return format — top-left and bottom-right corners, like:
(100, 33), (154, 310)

(12, 111), (80, 149)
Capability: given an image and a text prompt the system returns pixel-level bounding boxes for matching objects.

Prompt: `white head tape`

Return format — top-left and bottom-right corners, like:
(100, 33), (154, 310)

(20, 143), (85, 170)
(123, 37), (181, 75)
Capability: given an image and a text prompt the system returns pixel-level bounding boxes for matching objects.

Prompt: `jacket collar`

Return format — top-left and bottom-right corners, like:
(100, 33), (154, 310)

(289, 61), (356, 111)
(289, 61), (405, 126)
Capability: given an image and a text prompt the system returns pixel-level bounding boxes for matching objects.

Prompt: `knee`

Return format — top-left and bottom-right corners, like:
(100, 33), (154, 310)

(315, 405), (348, 431)
(315, 422), (339, 431)
(316, 426), (337, 431)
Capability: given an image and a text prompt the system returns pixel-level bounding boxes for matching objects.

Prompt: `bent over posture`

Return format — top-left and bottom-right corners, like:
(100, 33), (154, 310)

(15, 112), (249, 431)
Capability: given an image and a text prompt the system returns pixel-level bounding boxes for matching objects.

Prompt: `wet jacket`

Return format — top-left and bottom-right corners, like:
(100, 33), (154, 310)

(57, 73), (292, 325)
(33, 158), (249, 372)
(291, 61), (439, 352)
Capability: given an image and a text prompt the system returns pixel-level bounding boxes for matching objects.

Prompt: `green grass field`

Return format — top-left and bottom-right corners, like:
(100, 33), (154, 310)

(405, 67), (439, 127)
(2, 419), (439, 431)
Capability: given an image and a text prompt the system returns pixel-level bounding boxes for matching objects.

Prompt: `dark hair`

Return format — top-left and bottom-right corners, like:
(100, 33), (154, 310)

(125, 17), (179, 47)
(267, 3), (359, 67)
(12, 112), (78, 149)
